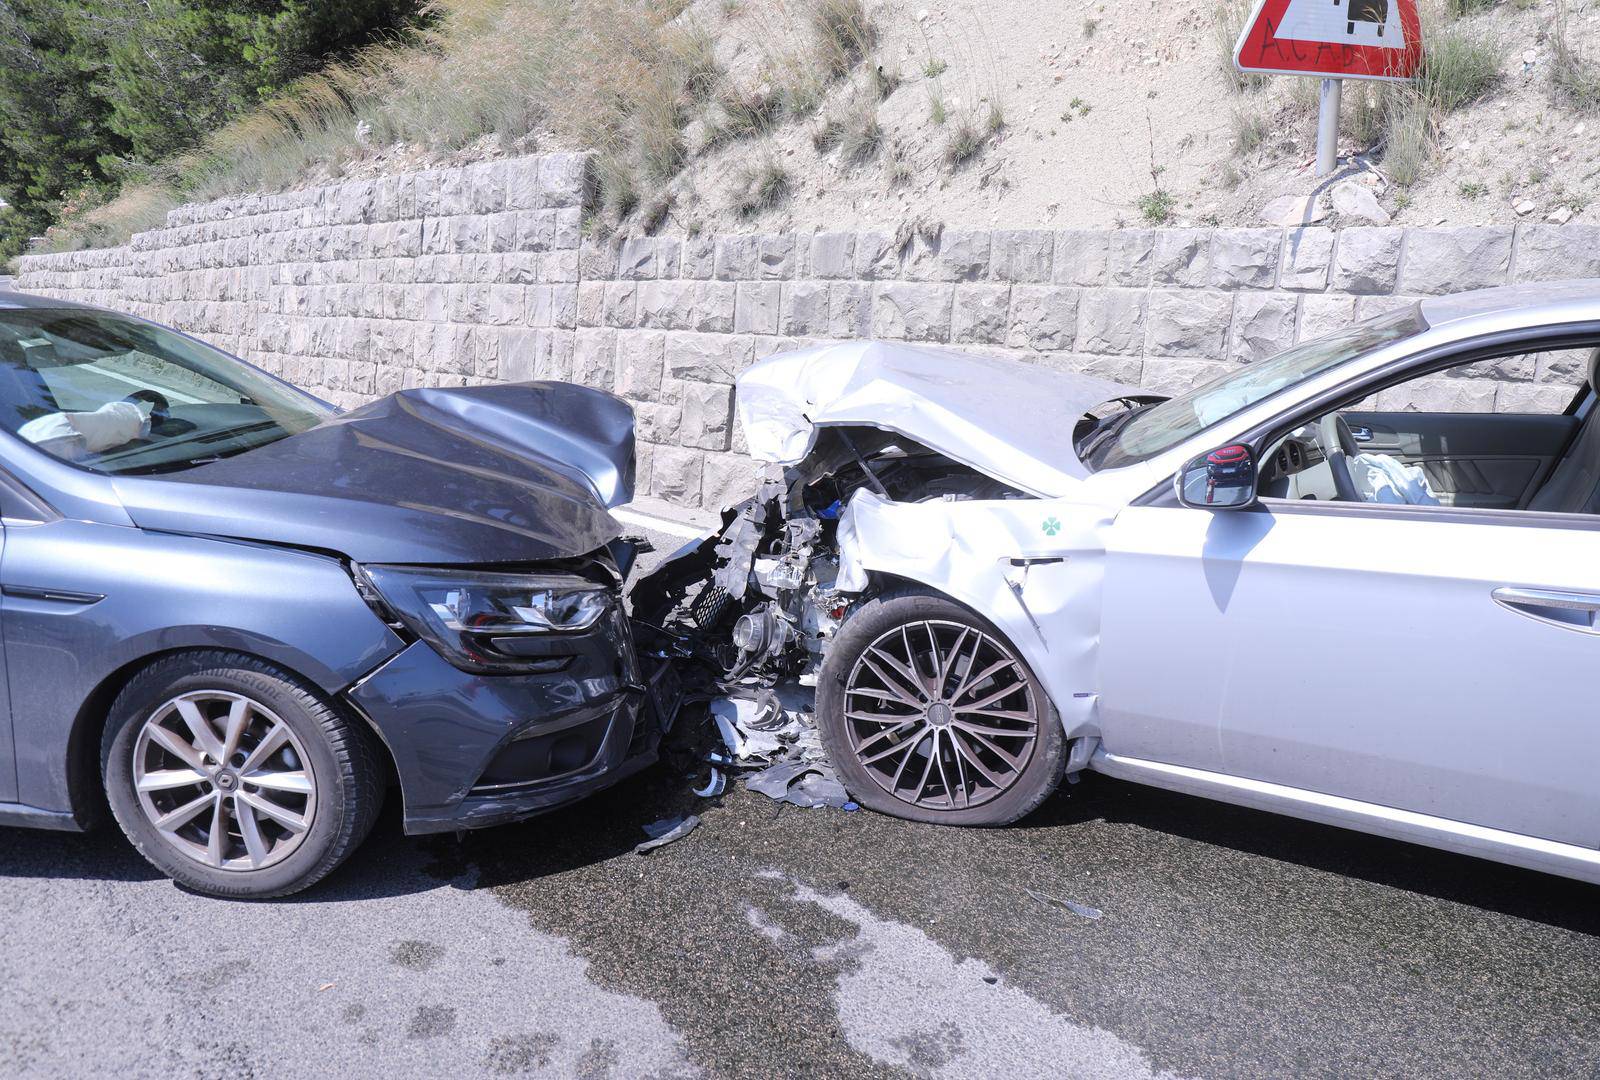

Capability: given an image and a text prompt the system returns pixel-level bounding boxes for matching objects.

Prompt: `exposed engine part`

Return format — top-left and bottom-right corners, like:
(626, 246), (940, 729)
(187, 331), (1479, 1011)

(633, 427), (1030, 693)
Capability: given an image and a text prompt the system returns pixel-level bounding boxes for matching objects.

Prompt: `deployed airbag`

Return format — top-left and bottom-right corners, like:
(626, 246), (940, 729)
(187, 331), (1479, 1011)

(1350, 452), (1440, 506)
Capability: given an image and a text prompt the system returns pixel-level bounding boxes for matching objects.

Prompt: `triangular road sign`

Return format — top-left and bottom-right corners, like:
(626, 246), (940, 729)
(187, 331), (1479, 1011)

(1235, 0), (1423, 80)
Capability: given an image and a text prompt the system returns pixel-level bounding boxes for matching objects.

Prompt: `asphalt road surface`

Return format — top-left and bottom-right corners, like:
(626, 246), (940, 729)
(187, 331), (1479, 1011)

(3, 520), (1599, 1078)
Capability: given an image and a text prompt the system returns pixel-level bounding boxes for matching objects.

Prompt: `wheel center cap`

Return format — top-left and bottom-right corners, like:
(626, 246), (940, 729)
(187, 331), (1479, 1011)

(215, 771), (238, 792)
(926, 702), (954, 728)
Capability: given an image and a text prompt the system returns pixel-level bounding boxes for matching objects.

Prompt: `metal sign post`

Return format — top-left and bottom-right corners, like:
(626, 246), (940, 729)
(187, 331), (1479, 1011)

(1316, 77), (1342, 176)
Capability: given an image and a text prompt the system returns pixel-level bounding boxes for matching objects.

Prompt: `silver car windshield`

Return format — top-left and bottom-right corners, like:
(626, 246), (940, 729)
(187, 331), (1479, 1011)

(1083, 306), (1425, 471)
(0, 307), (332, 475)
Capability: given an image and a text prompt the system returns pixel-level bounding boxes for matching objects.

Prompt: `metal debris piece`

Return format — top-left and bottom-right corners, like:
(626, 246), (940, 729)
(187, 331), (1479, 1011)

(744, 760), (851, 809)
(1025, 887), (1103, 920)
(634, 814), (701, 854)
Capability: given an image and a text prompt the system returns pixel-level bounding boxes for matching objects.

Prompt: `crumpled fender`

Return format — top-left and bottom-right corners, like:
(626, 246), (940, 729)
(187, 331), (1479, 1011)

(834, 489), (1114, 737)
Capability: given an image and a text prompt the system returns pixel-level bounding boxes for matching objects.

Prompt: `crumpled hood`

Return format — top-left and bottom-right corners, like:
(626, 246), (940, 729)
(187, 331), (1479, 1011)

(736, 341), (1139, 497)
(112, 383), (635, 565)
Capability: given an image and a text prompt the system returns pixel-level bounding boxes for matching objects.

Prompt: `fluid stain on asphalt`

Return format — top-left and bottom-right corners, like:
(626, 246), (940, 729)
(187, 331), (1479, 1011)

(437, 759), (1600, 1080)
(389, 939), (445, 972)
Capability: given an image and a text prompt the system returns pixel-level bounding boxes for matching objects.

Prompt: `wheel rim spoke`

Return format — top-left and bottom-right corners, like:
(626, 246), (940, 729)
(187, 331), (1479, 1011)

(154, 791), (215, 832)
(220, 698), (251, 763)
(239, 722), (291, 775)
(134, 691), (316, 873)
(174, 698), (225, 761)
(845, 620), (1039, 811)
(137, 768), (207, 792)
(858, 650), (927, 708)
(242, 769), (312, 795)
(204, 798), (227, 867)
(144, 724), (205, 771)
(235, 796), (270, 868)
(237, 790), (308, 834)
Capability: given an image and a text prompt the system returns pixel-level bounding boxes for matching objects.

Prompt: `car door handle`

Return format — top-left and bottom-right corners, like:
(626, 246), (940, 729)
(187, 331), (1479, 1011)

(1348, 425), (1375, 442)
(1492, 586), (1600, 633)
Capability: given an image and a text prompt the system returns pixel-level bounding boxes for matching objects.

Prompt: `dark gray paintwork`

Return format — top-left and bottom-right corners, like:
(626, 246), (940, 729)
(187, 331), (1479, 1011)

(0, 293), (650, 834)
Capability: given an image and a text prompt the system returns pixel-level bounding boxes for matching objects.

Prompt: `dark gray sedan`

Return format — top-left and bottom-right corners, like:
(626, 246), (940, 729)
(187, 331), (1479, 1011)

(0, 293), (670, 897)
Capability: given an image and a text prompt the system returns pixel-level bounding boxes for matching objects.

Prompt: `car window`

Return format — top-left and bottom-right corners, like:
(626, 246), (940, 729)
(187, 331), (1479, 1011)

(0, 307), (332, 475)
(1084, 306), (1425, 471)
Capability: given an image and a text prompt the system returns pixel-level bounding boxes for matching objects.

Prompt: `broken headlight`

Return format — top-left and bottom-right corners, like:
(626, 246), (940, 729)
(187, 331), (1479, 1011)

(358, 565), (611, 674)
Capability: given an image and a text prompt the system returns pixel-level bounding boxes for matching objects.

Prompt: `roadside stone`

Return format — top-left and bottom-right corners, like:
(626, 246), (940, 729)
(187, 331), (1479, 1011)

(1332, 227), (1401, 294)
(616, 237), (659, 280)
(1280, 228), (1334, 291)
(989, 230), (1055, 283)
(829, 282), (873, 338)
(692, 282), (736, 333)
(1209, 229), (1279, 289)
(781, 281), (831, 336)
(1497, 382), (1582, 413)
(735, 282), (781, 334)
(614, 331), (665, 400)
(952, 284), (1011, 344)
(873, 282), (953, 341)
(1057, 353), (1144, 386)
(853, 232), (904, 279)
(1260, 194), (1327, 227)
(1376, 374), (1496, 413)
(601, 281), (637, 328)
(651, 445), (704, 506)
(1299, 294), (1357, 341)
(570, 328), (616, 388)
(632, 400), (681, 443)
(1230, 293), (1298, 363)
(714, 235), (760, 280)
(1054, 230), (1109, 286)
(806, 232), (855, 278)
(635, 280), (695, 330)
(1330, 181), (1391, 224)
(677, 381), (736, 450)
(1151, 229), (1211, 287)
(1513, 224), (1600, 281)
(1146, 290), (1233, 357)
(1398, 227), (1512, 294)
(702, 452), (762, 512)
(1077, 289), (1147, 355)
(1106, 229), (1154, 287)
(666, 332), (754, 383)
(754, 233), (796, 280)
(1006, 286), (1078, 349)
(682, 235), (717, 279)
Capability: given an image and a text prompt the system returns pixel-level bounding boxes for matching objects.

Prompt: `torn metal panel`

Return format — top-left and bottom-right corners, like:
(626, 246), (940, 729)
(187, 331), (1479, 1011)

(736, 341), (1138, 498)
(834, 488), (1116, 736)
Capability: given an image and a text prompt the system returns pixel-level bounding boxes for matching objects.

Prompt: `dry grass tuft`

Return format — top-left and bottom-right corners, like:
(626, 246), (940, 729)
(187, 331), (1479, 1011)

(809, 0), (878, 80)
(733, 158), (791, 216)
(1551, 1), (1600, 112)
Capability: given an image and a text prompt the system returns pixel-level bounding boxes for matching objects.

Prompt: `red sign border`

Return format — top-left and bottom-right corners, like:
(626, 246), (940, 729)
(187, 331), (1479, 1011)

(1233, 0), (1423, 81)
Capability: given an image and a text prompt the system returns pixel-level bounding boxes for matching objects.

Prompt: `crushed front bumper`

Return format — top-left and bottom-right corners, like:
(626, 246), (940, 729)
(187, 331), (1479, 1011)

(345, 611), (680, 834)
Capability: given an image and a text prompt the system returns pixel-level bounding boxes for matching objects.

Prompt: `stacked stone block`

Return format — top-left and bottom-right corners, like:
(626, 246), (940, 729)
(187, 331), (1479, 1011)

(15, 151), (1600, 510)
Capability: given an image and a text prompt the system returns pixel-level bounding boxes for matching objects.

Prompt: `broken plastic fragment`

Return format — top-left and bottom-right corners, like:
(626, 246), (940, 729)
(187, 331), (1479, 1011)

(1024, 887), (1103, 920)
(744, 760), (852, 808)
(692, 767), (727, 797)
(634, 814), (701, 854)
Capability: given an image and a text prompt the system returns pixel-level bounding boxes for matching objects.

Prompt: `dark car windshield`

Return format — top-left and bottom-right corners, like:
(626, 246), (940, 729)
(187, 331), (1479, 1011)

(1081, 305), (1425, 471)
(0, 306), (332, 475)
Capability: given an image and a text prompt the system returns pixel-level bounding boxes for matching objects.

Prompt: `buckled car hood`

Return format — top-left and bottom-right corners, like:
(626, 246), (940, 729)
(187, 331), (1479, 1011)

(735, 341), (1138, 498)
(111, 383), (635, 564)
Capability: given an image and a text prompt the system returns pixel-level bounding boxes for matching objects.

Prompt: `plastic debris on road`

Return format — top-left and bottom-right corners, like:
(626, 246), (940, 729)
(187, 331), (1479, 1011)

(634, 814), (701, 854)
(706, 682), (854, 810)
(1025, 887), (1103, 920)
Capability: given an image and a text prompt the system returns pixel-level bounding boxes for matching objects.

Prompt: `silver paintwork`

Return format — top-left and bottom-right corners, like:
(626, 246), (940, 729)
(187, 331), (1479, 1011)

(739, 280), (1600, 884)
(134, 691), (316, 871)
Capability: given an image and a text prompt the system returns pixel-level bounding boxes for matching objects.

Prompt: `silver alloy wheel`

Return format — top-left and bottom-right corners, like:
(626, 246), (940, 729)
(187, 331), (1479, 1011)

(844, 619), (1039, 810)
(132, 690), (317, 871)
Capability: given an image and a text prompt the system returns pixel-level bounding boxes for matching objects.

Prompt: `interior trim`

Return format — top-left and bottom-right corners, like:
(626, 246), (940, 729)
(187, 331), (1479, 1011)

(1090, 748), (1600, 886)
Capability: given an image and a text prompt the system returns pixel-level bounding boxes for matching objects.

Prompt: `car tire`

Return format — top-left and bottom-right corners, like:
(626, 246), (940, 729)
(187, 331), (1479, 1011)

(101, 651), (383, 899)
(816, 588), (1065, 826)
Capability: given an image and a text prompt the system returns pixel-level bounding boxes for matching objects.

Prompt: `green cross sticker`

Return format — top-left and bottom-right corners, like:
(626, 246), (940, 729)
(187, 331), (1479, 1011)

(1041, 516), (1061, 536)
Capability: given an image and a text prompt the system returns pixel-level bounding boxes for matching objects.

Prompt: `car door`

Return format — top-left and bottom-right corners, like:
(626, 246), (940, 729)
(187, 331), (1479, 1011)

(1104, 499), (1600, 849)
(1340, 410), (1577, 509)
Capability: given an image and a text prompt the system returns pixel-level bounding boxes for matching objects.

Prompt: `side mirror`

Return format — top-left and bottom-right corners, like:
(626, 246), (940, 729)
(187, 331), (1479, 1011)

(1175, 443), (1258, 509)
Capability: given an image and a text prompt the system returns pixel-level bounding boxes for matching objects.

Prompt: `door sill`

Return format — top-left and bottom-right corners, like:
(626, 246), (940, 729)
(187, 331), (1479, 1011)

(1090, 748), (1600, 886)
(0, 802), (82, 832)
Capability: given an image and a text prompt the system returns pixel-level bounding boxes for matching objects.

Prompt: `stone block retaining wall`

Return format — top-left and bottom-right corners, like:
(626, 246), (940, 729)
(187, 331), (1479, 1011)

(16, 152), (1600, 509)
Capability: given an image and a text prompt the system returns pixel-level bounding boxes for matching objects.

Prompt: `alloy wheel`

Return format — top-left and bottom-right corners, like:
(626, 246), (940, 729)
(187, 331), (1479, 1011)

(843, 620), (1039, 810)
(132, 691), (317, 871)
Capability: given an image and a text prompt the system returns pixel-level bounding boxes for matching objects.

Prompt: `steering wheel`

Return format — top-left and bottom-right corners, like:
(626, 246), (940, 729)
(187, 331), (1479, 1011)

(1318, 412), (1361, 502)
(122, 389), (171, 428)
